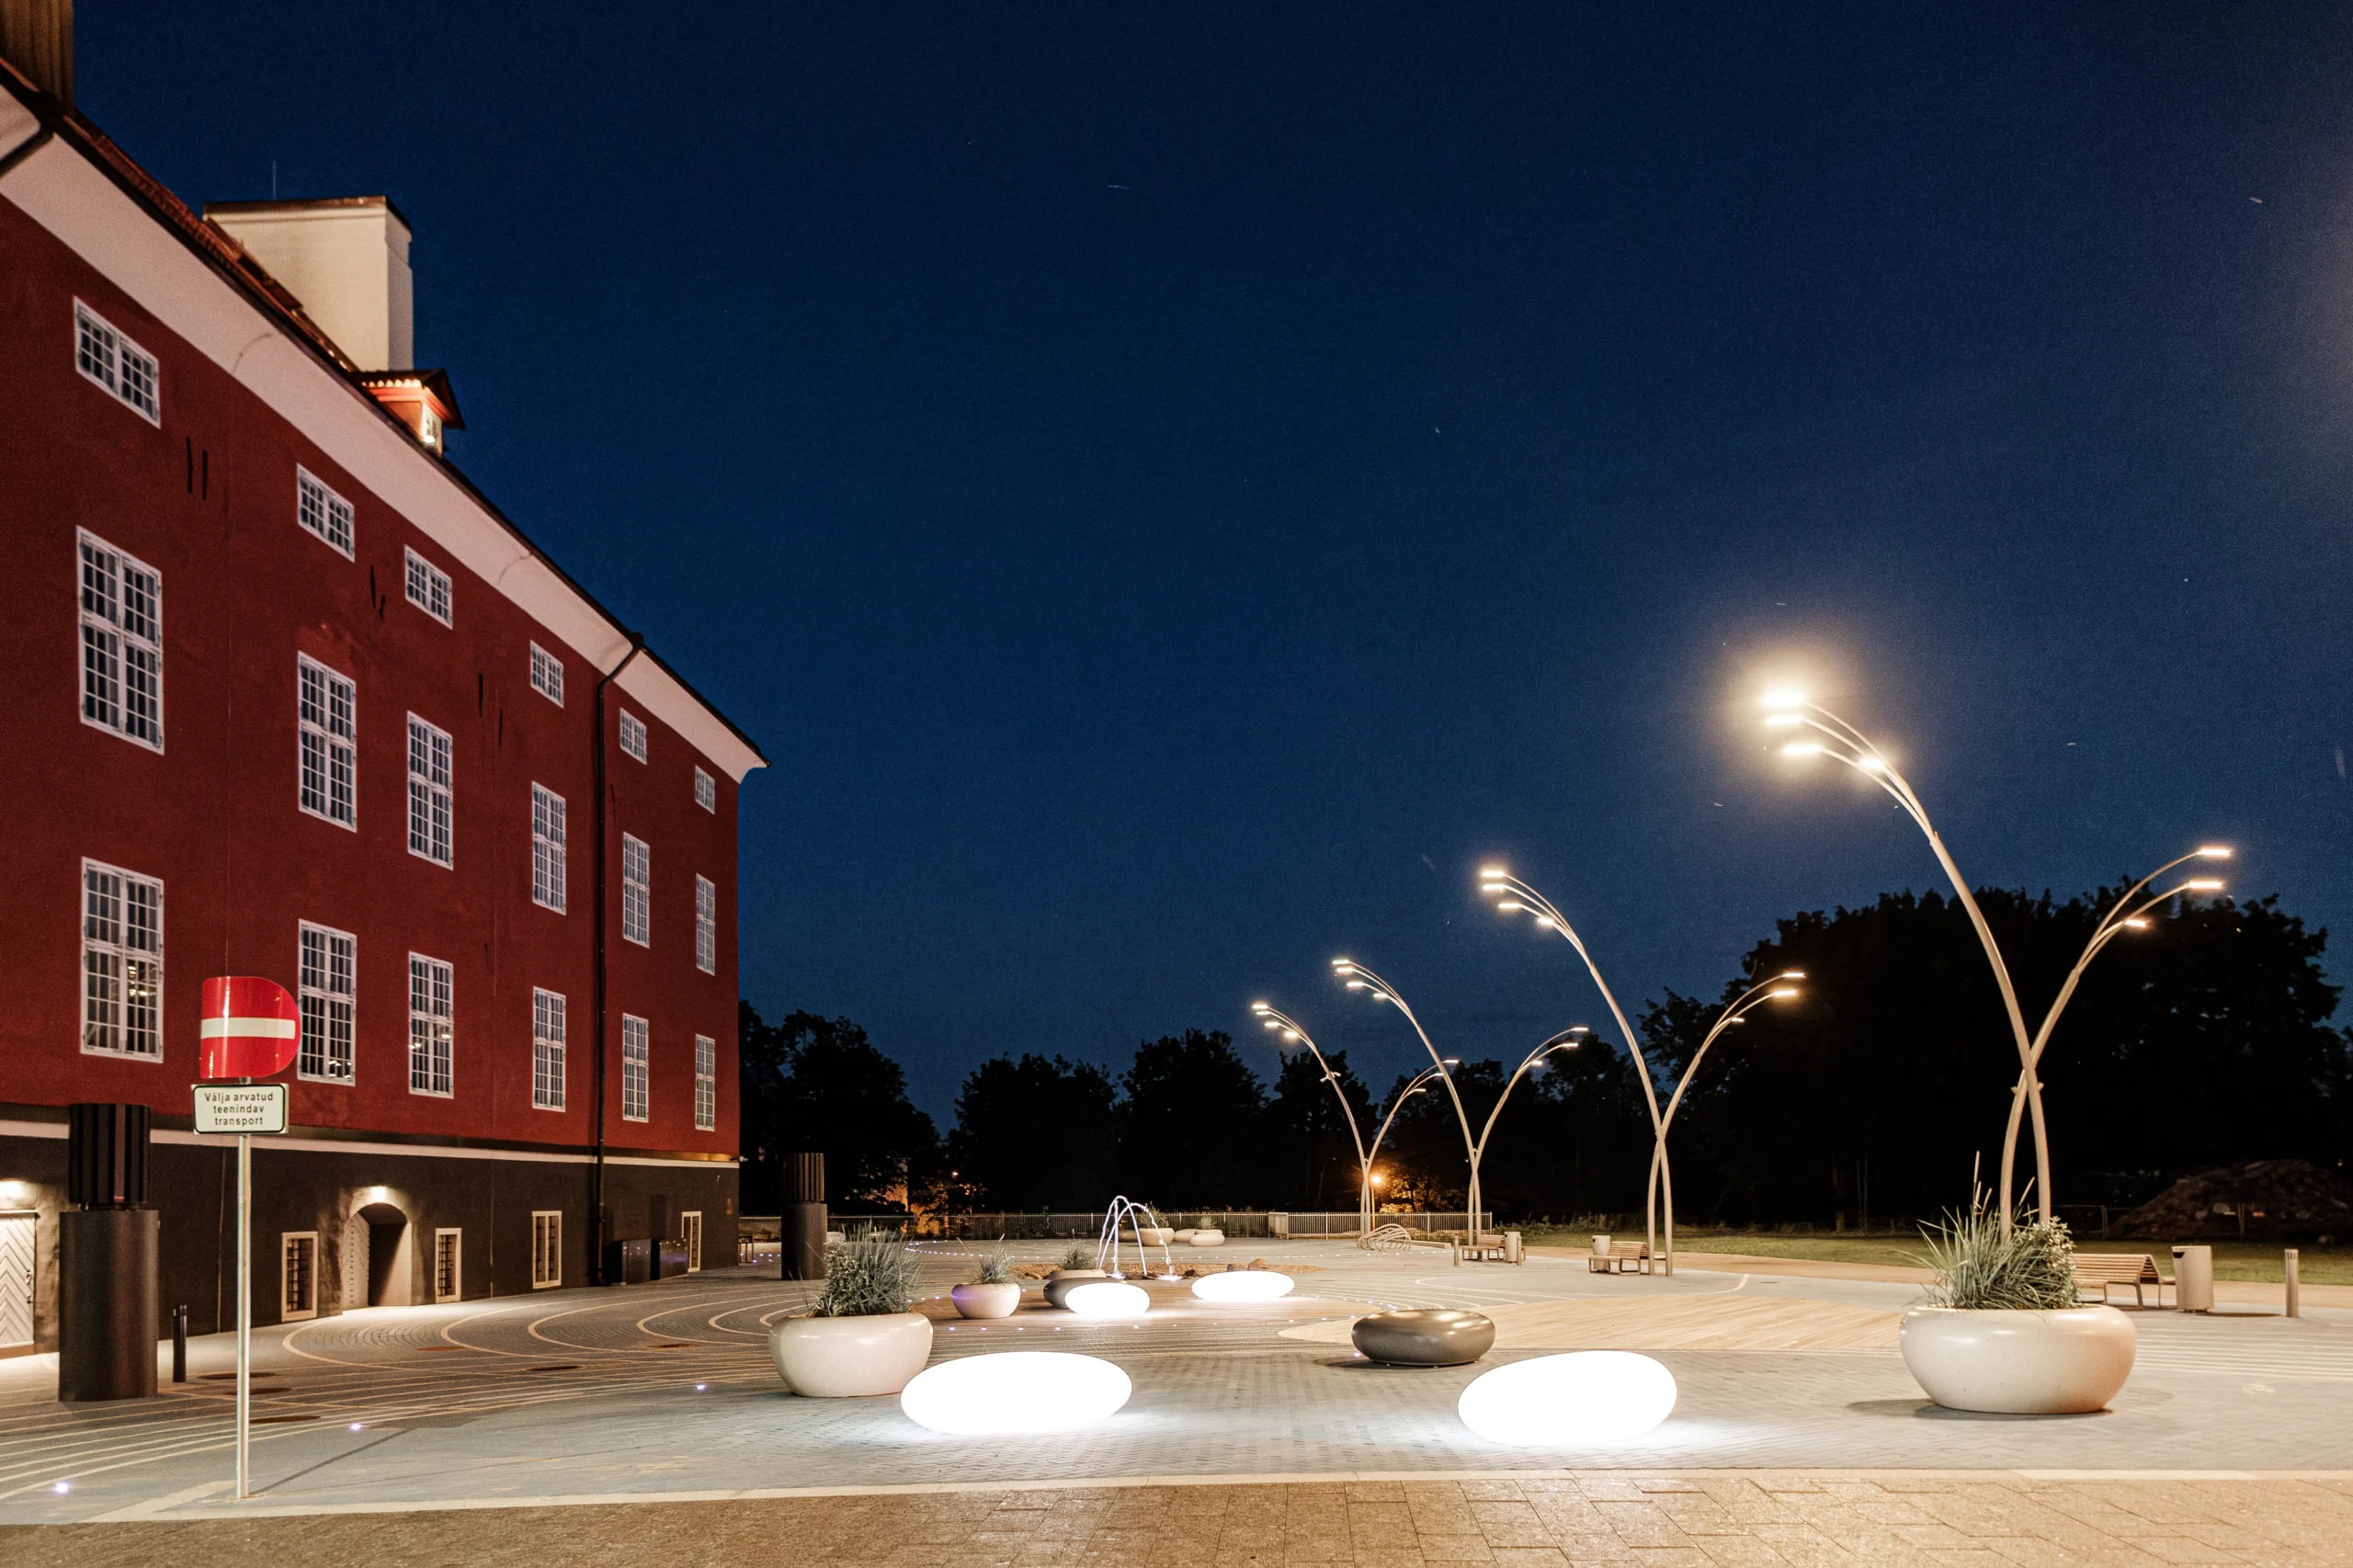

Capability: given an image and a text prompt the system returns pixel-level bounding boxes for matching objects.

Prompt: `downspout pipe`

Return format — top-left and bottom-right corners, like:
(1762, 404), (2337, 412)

(590, 631), (645, 1284)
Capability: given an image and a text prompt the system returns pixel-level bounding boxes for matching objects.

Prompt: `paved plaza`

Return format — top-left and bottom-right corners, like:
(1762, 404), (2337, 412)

(2, 1241), (2349, 1561)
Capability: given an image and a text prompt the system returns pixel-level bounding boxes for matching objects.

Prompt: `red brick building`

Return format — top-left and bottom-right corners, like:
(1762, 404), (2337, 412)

(0, 42), (763, 1351)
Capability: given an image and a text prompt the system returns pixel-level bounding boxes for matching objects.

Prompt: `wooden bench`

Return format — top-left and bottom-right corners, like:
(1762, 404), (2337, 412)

(1588, 1237), (1654, 1275)
(2074, 1253), (2166, 1307)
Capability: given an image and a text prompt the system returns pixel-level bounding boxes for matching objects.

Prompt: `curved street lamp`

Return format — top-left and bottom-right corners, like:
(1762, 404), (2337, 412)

(1475, 868), (1675, 1267)
(1993, 847), (2228, 1221)
(1466, 1027), (1587, 1233)
(1364, 1062), (1453, 1232)
(1644, 974), (1802, 1268)
(1762, 693), (2056, 1226)
(1250, 1002), (1371, 1232)
(1330, 959), (1486, 1235)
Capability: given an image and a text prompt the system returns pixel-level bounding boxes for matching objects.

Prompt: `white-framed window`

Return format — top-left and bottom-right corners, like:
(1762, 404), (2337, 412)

(295, 467), (354, 558)
(297, 655), (357, 828)
(621, 835), (650, 947)
(297, 922), (356, 1083)
(529, 642), (564, 706)
(694, 875), (716, 974)
(618, 710), (647, 763)
(407, 953), (452, 1096)
(531, 987), (566, 1111)
(280, 1233), (319, 1321)
(530, 1211), (562, 1289)
(694, 1034), (716, 1131)
(693, 767), (715, 812)
(406, 714), (453, 866)
(81, 859), (162, 1059)
(432, 1229), (461, 1302)
(530, 785), (566, 913)
(621, 1014), (649, 1121)
(404, 548), (452, 626)
(680, 1210), (703, 1272)
(74, 300), (159, 423)
(77, 530), (164, 751)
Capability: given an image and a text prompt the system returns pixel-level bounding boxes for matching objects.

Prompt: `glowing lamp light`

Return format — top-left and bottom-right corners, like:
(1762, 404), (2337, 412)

(1191, 1270), (1294, 1303)
(1457, 1352), (1678, 1445)
(1063, 1281), (1151, 1320)
(2183, 879), (2224, 892)
(900, 1352), (1132, 1435)
(2198, 846), (2233, 859)
(1762, 687), (1805, 710)
(1780, 742), (1823, 758)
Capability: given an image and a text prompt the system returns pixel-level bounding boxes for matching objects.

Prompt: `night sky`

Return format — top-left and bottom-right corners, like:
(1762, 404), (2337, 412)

(85, 6), (2353, 1119)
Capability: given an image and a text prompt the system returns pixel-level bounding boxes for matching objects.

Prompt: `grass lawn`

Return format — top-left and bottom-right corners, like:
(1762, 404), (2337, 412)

(1517, 1226), (2353, 1283)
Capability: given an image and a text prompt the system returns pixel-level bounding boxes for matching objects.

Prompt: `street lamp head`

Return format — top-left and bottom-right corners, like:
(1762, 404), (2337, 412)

(1762, 687), (1806, 710)
(1282, 1029), (1301, 1042)
(2198, 846), (2233, 859)
(2123, 916), (2151, 929)
(1441, 1057), (1461, 1066)
(1251, 1001), (1270, 1014)
(2183, 879), (2224, 892)
(1771, 987), (1799, 1000)
(1495, 899), (1526, 913)
(1345, 980), (1368, 991)
(1479, 865), (1507, 880)
(1780, 970), (1805, 980)
(1763, 712), (1802, 729)
(1854, 755), (1886, 773)
(1261, 1018), (1280, 1030)
(1781, 741), (1824, 758)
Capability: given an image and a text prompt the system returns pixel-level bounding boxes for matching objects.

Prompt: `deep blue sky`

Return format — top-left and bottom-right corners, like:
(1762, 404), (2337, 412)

(86, 6), (2353, 1119)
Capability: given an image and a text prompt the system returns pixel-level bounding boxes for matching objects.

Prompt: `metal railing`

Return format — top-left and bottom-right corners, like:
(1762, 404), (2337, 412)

(743, 1210), (1495, 1243)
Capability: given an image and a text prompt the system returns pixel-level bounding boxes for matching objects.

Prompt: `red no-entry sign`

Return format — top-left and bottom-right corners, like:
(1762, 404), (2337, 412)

(199, 975), (300, 1080)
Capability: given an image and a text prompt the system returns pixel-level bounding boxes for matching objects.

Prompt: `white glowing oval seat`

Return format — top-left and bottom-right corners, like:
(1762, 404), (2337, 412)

(901, 1352), (1132, 1435)
(1063, 1280), (1152, 1319)
(1190, 1269), (1293, 1303)
(1457, 1351), (1677, 1445)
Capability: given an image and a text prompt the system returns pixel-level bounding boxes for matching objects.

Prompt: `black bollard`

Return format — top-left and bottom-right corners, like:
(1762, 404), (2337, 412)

(170, 1304), (188, 1383)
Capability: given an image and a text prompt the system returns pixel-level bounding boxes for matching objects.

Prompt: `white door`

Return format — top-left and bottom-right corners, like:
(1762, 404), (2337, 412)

(0, 1214), (34, 1348)
(681, 1211), (702, 1273)
(342, 1212), (369, 1312)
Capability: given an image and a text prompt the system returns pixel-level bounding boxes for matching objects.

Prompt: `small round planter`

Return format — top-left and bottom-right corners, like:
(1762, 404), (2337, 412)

(1899, 1306), (2135, 1414)
(1042, 1269), (1108, 1310)
(950, 1281), (1021, 1319)
(1136, 1227), (1174, 1247)
(769, 1312), (935, 1397)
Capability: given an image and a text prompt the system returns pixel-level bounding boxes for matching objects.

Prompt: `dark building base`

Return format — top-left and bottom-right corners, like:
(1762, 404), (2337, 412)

(0, 1121), (739, 1353)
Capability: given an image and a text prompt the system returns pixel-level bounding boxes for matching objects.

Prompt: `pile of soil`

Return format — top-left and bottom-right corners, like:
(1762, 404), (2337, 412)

(2116, 1159), (2353, 1241)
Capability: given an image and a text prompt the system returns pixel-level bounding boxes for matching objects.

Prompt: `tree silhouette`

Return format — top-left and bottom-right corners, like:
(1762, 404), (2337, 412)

(1119, 1029), (1267, 1206)
(1263, 1046), (1373, 1209)
(737, 1003), (940, 1210)
(946, 1053), (1120, 1210)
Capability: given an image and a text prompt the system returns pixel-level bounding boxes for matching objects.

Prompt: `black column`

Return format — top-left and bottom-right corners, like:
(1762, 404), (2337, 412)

(58, 1105), (158, 1402)
(781, 1153), (826, 1281)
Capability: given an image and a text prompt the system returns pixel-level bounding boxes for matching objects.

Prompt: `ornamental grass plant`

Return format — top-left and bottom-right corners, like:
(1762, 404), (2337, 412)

(815, 1226), (922, 1317)
(1915, 1200), (2078, 1311)
(975, 1245), (1017, 1285)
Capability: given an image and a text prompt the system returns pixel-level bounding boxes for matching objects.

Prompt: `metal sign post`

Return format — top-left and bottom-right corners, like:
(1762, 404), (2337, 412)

(197, 976), (300, 1504)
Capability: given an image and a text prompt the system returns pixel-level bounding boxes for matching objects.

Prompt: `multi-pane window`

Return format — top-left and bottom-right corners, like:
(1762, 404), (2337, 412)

(529, 643), (563, 706)
(618, 710), (647, 763)
(531, 988), (566, 1111)
(694, 1035), (716, 1131)
(404, 548), (452, 626)
(694, 767), (715, 812)
(530, 785), (566, 913)
(82, 860), (162, 1059)
(621, 1015), (649, 1121)
(433, 1230), (461, 1302)
(297, 656), (357, 828)
(621, 835), (650, 947)
(530, 1211), (562, 1289)
(74, 301), (159, 423)
(406, 714), (453, 866)
(694, 875), (716, 974)
(407, 954), (453, 1096)
(297, 922), (357, 1082)
(296, 468), (354, 558)
(281, 1233), (318, 1321)
(77, 530), (164, 751)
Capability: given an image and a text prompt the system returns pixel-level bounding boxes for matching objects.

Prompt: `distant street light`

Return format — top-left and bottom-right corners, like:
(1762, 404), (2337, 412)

(1993, 846), (2229, 1221)
(1331, 960), (1486, 1234)
(1477, 869), (1675, 1267)
(1764, 689), (2221, 1228)
(1644, 975), (1802, 1268)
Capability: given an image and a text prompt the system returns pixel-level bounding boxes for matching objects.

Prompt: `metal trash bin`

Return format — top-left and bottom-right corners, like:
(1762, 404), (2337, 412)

(1503, 1230), (1523, 1265)
(2171, 1244), (2213, 1312)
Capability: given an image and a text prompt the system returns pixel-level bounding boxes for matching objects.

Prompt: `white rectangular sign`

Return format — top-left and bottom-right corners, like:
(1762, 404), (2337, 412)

(192, 1083), (289, 1135)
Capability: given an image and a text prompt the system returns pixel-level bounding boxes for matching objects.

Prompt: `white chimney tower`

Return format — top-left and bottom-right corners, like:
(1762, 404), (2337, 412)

(205, 197), (414, 371)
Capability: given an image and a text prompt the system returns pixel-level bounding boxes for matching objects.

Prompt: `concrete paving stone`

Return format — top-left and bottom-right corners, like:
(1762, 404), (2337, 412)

(1485, 1550), (1573, 1568)
(1740, 1523), (1860, 1565)
(1414, 1532), (1497, 1561)
(2127, 1540), (2252, 1565)
(1467, 1499), (1558, 1545)
(1687, 1534), (1791, 1565)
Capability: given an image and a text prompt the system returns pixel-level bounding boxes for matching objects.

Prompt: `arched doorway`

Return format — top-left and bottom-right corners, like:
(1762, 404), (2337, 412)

(342, 1201), (413, 1309)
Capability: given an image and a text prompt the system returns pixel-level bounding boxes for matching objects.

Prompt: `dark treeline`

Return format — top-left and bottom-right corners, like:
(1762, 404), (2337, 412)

(741, 887), (2352, 1221)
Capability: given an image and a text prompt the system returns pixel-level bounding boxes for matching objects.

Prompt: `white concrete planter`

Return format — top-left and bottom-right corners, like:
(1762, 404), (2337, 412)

(1136, 1227), (1174, 1247)
(1042, 1269), (1107, 1310)
(950, 1282), (1021, 1319)
(1188, 1229), (1226, 1247)
(769, 1312), (934, 1397)
(1899, 1306), (2135, 1414)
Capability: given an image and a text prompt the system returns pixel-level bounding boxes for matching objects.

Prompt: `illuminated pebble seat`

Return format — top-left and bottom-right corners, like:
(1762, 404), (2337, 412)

(1191, 1269), (1293, 1303)
(901, 1351), (1131, 1434)
(1456, 1351), (1677, 1444)
(1063, 1281), (1151, 1319)
(1042, 1269), (1107, 1310)
(1350, 1308), (1495, 1367)
(1187, 1229), (1226, 1246)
